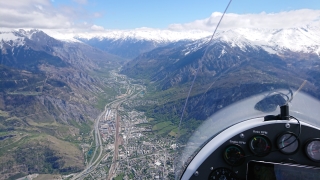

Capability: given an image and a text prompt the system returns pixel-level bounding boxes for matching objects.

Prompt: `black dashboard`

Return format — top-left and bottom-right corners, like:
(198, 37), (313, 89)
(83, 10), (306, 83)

(187, 118), (320, 180)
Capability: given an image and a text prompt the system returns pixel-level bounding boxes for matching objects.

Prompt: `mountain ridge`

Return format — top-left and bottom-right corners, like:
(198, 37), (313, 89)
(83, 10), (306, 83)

(120, 23), (320, 123)
(2, 22), (320, 59)
(0, 28), (123, 178)
(74, 22), (320, 59)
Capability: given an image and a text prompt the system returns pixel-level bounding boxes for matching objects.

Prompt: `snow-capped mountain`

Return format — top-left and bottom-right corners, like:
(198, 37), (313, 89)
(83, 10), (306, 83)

(0, 28), (123, 135)
(0, 29), (123, 71)
(0, 29), (82, 52)
(121, 22), (320, 91)
(212, 25), (320, 55)
(0, 29), (36, 48)
(2, 21), (319, 60)
(75, 28), (211, 42)
(0, 29), (125, 177)
(0, 28), (212, 59)
(166, 22), (320, 57)
(120, 24), (320, 120)
(74, 29), (212, 59)
(74, 22), (320, 59)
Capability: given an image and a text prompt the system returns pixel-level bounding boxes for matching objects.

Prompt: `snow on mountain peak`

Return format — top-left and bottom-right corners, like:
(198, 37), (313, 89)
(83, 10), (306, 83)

(0, 28), (82, 47)
(41, 29), (82, 43)
(209, 23), (320, 55)
(75, 29), (212, 42)
(1, 21), (319, 56)
(0, 29), (26, 48)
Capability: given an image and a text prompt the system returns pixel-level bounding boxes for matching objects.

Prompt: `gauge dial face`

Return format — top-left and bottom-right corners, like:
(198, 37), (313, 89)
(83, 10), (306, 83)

(249, 135), (272, 156)
(305, 139), (320, 162)
(208, 167), (238, 180)
(277, 133), (299, 154)
(223, 145), (245, 166)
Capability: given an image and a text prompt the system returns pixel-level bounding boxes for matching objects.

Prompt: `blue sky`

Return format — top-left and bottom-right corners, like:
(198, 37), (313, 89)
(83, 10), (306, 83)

(50, 0), (320, 29)
(0, 0), (319, 31)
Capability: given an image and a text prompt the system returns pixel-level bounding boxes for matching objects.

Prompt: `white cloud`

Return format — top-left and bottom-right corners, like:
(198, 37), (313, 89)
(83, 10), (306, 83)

(1, 0), (51, 7)
(1, 1), (319, 34)
(168, 9), (320, 31)
(93, 12), (103, 18)
(0, 0), (92, 30)
(73, 0), (87, 4)
(35, 5), (43, 11)
(91, 25), (105, 31)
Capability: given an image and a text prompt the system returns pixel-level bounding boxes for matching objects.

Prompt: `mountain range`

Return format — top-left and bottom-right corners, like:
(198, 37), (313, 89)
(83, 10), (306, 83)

(2, 22), (319, 59)
(0, 29), (123, 178)
(1, 21), (320, 178)
(120, 23), (320, 121)
(121, 23), (320, 86)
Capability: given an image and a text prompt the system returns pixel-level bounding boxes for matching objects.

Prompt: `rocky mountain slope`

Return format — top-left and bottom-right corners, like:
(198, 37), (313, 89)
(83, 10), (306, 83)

(0, 29), (123, 179)
(121, 24), (320, 121)
(0, 22), (319, 178)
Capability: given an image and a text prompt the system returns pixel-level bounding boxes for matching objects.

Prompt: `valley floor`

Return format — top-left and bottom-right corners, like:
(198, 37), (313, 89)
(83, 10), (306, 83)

(18, 71), (176, 180)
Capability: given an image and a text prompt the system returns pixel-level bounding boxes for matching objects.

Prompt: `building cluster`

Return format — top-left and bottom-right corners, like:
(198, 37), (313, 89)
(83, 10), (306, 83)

(88, 107), (177, 179)
(77, 73), (177, 179)
(100, 109), (116, 142)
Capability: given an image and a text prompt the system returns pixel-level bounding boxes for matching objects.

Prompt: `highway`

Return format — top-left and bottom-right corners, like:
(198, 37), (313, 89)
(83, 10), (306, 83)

(106, 103), (120, 180)
(71, 98), (124, 180)
(71, 73), (143, 180)
(71, 108), (105, 180)
(107, 86), (141, 179)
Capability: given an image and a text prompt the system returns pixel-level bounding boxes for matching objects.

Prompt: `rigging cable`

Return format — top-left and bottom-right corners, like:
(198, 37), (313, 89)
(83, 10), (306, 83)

(287, 80), (307, 104)
(177, 0), (233, 136)
(175, 0), (233, 177)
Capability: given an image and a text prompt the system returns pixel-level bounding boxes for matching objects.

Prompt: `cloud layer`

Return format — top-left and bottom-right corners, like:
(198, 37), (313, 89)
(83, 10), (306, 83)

(168, 9), (320, 31)
(1, 1), (319, 32)
(0, 0), (97, 30)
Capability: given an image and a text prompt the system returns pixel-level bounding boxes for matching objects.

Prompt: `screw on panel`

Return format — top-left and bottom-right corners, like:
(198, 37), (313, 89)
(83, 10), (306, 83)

(240, 133), (245, 138)
(210, 167), (214, 170)
(194, 171), (199, 176)
(285, 123), (290, 128)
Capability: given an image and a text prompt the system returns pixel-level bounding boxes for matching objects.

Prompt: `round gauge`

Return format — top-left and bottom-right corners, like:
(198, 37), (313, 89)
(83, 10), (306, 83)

(249, 135), (272, 156)
(277, 132), (299, 154)
(305, 139), (320, 162)
(223, 145), (245, 166)
(208, 167), (238, 180)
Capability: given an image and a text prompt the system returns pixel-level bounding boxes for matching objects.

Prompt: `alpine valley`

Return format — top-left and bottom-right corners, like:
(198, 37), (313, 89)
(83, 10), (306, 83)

(0, 20), (320, 179)
(0, 29), (124, 179)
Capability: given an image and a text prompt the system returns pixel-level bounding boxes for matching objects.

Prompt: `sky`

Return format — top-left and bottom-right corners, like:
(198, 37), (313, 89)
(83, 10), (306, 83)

(1, 0), (320, 32)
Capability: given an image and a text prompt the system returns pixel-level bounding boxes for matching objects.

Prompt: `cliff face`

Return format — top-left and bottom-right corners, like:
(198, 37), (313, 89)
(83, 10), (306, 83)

(0, 29), (123, 178)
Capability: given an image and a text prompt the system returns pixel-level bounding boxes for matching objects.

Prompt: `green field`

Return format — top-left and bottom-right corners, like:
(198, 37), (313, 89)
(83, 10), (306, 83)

(152, 121), (177, 136)
(114, 173), (125, 180)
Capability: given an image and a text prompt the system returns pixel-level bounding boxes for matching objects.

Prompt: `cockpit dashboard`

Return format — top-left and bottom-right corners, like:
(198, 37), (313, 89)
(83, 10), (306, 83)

(181, 115), (320, 180)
